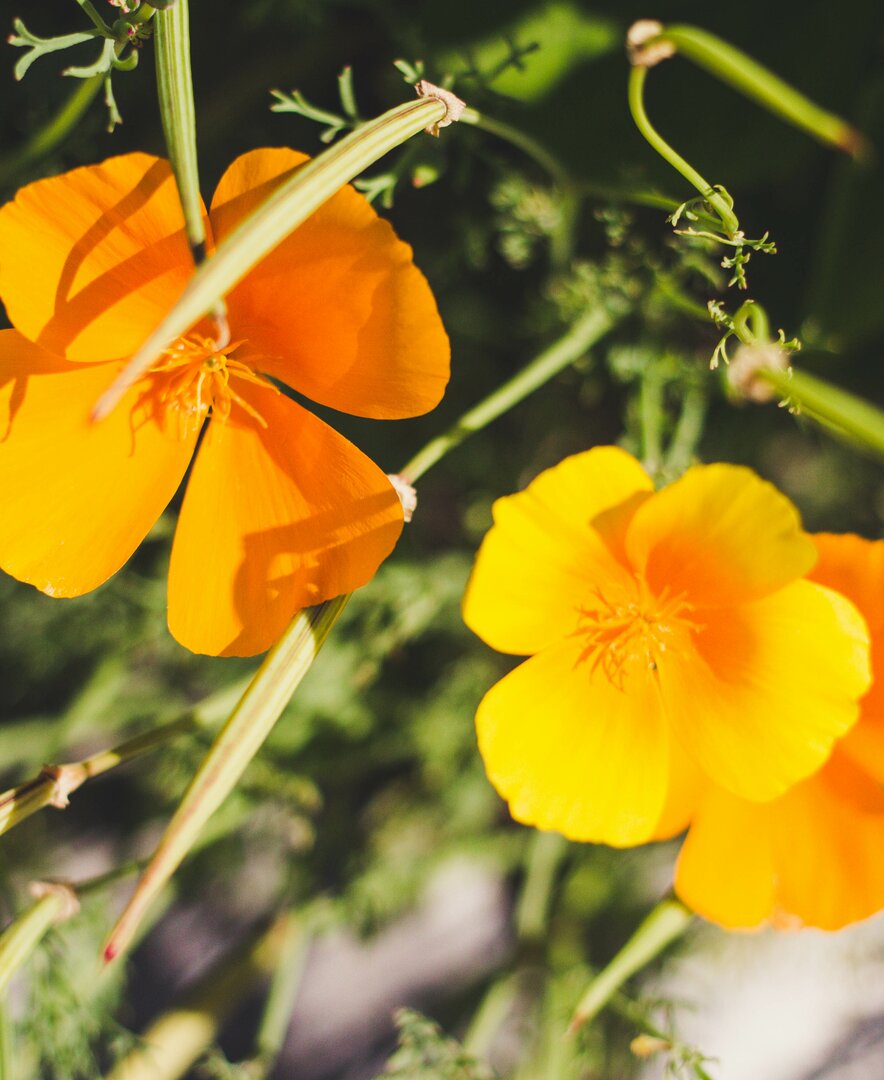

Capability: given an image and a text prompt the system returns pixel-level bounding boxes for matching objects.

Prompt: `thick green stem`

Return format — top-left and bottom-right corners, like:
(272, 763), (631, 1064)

(153, 0), (206, 258)
(659, 24), (867, 159)
(104, 598), (348, 962)
(569, 898), (693, 1033)
(94, 94), (450, 420)
(400, 306), (617, 483)
(762, 367), (884, 458)
(628, 65), (739, 237)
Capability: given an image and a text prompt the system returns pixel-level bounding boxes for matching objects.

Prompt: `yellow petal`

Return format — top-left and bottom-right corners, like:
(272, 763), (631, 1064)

(476, 637), (668, 846)
(810, 533), (884, 784)
(625, 464), (817, 608)
(657, 580), (870, 800)
(0, 330), (195, 594)
(0, 154), (198, 362)
(209, 148), (449, 419)
(674, 785), (777, 929)
(463, 447), (652, 655)
(167, 385), (403, 656)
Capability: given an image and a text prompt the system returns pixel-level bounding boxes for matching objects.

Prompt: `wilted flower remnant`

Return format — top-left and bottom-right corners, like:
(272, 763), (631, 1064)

(463, 447), (878, 928)
(0, 149), (449, 656)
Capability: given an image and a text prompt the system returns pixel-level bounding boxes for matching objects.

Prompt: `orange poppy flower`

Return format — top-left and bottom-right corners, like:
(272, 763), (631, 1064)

(0, 149), (449, 655)
(462, 447), (870, 847)
(675, 533), (884, 930)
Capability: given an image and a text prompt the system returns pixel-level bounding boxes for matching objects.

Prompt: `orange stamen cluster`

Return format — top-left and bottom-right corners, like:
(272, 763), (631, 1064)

(572, 579), (697, 687)
(149, 334), (278, 438)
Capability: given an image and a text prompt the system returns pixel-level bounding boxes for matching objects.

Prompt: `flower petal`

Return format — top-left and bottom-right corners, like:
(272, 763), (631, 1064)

(167, 385), (403, 656)
(810, 533), (884, 784)
(657, 580), (870, 800)
(476, 637), (668, 846)
(625, 464), (816, 607)
(676, 754), (884, 930)
(463, 447), (653, 655)
(0, 154), (198, 362)
(0, 330), (195, 594)
(208, 147), (449, 418)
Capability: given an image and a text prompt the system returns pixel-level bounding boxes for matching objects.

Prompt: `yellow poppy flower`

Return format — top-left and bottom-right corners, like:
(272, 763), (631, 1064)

(462, 447), (870, 847)
(0, 149), (449, 655)
(675, 533), (884, 930)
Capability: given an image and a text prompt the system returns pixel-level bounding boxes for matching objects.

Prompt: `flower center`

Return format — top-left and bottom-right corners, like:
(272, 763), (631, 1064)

(147, 334), (278, 439)
(572, 578), (696, 687)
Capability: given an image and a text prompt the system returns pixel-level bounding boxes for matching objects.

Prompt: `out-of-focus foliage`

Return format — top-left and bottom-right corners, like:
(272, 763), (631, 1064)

(0, 0), (882, 1077)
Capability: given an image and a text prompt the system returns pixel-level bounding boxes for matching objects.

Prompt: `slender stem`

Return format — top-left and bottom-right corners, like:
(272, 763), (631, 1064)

(400, 306), (617, 483)
(762, 367), (884, 458)
(463, 976), (520, 1059)
(664, 381), (707, 475)
(0, 75), (103, 188)
(252, 913), (312, 1073)
(0, 1007), (12, 1080)
(569, 898), (693, 1033)
(94, 94), (450, 420)
(153, 0), (206, 259)
(639, 369), (666, 476)
(628, 65), (739, 237)
(460, 107), (573, 188)
(74, 0), (113, 34)
(103, 597), (348, 962)
(659, 24), (868, 160)
(515, 832), (568, 944)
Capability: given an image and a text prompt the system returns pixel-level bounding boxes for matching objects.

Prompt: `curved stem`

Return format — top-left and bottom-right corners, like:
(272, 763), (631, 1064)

(0, 75), (103, 188)
(460, 107), (573, 188)
(660, 24), (867, 160)
(401, 306), (617, 483)
(628, 65), (739, 237)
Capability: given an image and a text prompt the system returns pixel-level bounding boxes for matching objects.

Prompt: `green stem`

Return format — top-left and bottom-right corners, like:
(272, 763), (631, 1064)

(0, 1007), (12, 1080)
(628, 65), (739, 237)
(658, 24), (867, 160)
(460, 107), (573, 188)
(463, 976), (520, 1059)
(515, 832), (568, 944)
(639, 369), (666, 476)
(94, 94), (451, 420)
(400, 306), (617, 483)
(664, 381), (707, 475)
(74, 0), (113, 35)
(762, 367), (884, 458)
(153, 0), (206, 259)
(104, 597), (348, 962)
(252, 912), (312, 1073)
(0, 75), (103, 188)
(569, 898), (693, 1033)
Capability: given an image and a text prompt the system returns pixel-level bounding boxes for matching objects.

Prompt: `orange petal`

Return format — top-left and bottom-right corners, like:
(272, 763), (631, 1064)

(676, 754), (884, 931)
(208, 148), (449, 418)
(657, 580), (870, 800)
(674, 786), (777, 929)
(476, 637), (669, 846)
(625, 464), (816, 608)
(167, 384), (403, 656)
(0, 330), (195, 594)
(810, 533), (884, 784)
(0, 154), (198, 362)
(463, 447), (653, 655)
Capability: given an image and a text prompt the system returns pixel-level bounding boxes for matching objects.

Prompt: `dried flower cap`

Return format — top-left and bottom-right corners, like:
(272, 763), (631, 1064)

(627, 20), (676, 67)
(415, 80), (467, 136)
(727, 341), (790, 402)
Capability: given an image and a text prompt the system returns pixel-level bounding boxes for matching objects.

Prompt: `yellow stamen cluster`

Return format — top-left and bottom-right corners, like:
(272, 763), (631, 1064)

(572, 579), (697, 687)
(149, 335), (278, 439)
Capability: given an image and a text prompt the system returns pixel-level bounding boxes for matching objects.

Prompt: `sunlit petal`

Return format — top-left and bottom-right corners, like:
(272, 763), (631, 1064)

(658, 580), (870, 800)
(476, 638), (668, 846)
(625, 464), (816, 607)
(167, 385), (403, 656)
(0, 330), (195, 594)
(463, 447), (652, 655)
(0, 154), (198, 362)
(208, 148), (449, 418)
